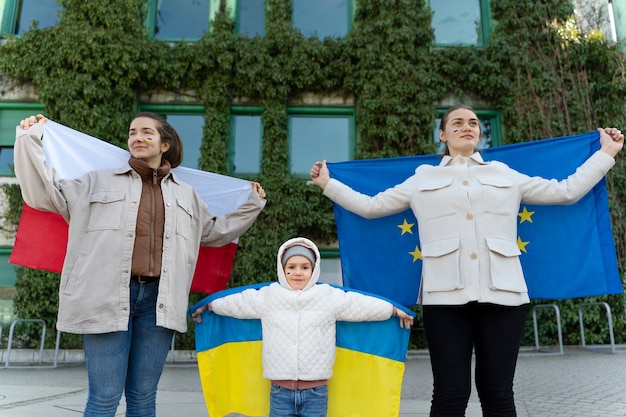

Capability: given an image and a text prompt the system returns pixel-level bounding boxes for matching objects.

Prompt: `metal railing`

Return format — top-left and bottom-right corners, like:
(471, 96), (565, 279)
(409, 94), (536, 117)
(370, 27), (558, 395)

(578, 302), (615, 354)
(532, 303), (564, 354)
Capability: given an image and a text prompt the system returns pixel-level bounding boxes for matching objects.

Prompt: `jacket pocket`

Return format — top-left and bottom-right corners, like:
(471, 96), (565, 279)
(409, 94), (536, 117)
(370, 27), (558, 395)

(175, 198), (193, 240)
(485, 236), (528, 293)
(417, 178), (456, 220)
(421, 237), (462, 292)
(86, 191), (125, 231)
(60, 253), (85, 295)
(476, 177), (518, 215)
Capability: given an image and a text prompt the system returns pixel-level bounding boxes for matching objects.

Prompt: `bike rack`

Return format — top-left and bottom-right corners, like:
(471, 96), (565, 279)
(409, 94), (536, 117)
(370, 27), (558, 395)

(532, 303), (563, 354)
(578, 302), (615, 354)
(4, 319), (62, 368)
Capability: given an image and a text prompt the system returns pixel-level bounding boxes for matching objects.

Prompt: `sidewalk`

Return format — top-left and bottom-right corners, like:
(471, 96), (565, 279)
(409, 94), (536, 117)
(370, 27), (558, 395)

(1, 346), (625, 416)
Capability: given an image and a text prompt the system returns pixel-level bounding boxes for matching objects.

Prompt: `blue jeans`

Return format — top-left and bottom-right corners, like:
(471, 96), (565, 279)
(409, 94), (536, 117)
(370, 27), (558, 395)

(82, 280), (175, 417)
(269, 383), (328, 417)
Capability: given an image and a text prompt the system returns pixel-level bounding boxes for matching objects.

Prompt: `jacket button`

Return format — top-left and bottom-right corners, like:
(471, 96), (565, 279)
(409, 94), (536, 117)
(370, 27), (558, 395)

(462, 180), (469, 186)
(470, 253), (478, 260)
(158, 304), (164, 309)
(466, 213), (473, 220)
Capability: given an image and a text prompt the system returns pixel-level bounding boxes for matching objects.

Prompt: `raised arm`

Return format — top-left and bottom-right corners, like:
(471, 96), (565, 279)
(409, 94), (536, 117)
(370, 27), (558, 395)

(598, 127), (624, 157)
(14, 114), (70, 218)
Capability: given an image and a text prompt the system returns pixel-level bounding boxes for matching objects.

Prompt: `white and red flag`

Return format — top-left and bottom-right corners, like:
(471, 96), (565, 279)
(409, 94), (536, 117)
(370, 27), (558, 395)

(9, 120), (252, 293)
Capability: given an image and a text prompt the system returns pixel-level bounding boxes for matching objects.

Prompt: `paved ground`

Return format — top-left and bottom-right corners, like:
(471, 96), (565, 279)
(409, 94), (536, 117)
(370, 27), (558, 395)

(0, 345), (625, 416)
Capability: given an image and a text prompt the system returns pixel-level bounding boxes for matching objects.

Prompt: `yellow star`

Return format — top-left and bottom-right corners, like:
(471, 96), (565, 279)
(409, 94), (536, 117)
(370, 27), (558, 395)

(518, 206), (535, 224)
(517, 236), (530, 253)
(397, 218), (415, 235)
(409, 245), (422, 262)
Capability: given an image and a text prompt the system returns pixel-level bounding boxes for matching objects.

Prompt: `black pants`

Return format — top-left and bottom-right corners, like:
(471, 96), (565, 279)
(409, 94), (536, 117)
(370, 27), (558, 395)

(422, 302), (529, 417)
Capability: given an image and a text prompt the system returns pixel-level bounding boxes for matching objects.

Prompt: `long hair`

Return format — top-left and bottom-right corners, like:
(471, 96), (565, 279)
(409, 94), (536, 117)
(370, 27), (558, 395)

(132, 111), (183, 168)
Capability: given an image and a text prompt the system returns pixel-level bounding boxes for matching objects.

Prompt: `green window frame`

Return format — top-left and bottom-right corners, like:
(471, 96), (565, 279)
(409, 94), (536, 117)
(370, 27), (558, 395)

(139, 104), (205, 170)
(434, 108), (501, 152)
(145, 0), (221, 41)
(229, 106), (263, 176)
(0, 0), (61, 38)
(0, 247), (17, 290)
(287, 107), (355, 178)
(428, 0), (491, 46)
(292, 0), (354, 38)
(319, 249), (342, 286)
(0, 102), (45, 176)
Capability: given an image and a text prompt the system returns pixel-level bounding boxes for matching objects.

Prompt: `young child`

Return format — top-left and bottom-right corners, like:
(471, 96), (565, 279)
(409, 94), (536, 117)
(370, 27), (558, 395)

(192, 236), (413, 417)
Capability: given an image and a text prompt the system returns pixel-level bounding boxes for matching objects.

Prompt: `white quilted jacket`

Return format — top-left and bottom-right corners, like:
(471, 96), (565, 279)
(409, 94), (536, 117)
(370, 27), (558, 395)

(210, 237), (394, 381)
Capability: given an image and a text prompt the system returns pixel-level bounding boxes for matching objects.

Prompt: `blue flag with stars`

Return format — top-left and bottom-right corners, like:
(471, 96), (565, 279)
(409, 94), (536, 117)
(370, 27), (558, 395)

(328, 131), (622, 306)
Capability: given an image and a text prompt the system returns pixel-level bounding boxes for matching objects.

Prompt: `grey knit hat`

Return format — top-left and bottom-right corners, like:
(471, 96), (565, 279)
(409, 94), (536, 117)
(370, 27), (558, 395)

(281, 245), (316, 267)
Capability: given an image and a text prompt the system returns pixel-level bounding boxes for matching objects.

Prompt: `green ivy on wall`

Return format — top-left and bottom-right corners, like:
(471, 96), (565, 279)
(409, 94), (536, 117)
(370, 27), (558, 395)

(1, 0), (625, 349)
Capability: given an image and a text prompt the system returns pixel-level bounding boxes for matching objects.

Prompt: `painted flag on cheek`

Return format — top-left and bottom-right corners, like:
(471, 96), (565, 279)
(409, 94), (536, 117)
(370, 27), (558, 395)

(9, 120), (251, 293)
(189, 283), (414, 417)
(328, 131), (622, 306)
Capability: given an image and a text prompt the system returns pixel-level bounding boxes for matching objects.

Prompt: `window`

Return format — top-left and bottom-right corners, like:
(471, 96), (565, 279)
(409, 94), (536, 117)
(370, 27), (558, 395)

(288, 108), (354, 177)
(429, 0), (490, 46)
(0, 103), (45, 175)
(0, 0), (61, 37)
(236, 0), (264, 37)
(147, 0), (220, 41)
(292, 0), (352, 38)
(139, 105), (205, 169)
(0, 249), (17, 289)
(572, 0), (619, 41)
(433, 108), (501, 153)
(318, 250), (342, 286)
(230, 107), (263, 176)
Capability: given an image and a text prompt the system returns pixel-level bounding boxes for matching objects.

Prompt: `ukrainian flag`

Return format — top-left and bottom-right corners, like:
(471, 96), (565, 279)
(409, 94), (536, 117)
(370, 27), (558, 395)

(189, 283), (414, 417)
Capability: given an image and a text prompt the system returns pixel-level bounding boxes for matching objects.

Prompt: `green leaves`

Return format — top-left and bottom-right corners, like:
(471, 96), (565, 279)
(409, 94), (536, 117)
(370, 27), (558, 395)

(1, 0), (626, 349)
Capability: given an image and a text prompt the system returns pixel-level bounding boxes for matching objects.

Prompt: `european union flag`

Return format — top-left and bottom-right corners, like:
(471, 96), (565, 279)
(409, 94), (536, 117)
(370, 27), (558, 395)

(329, 131), (622, 306)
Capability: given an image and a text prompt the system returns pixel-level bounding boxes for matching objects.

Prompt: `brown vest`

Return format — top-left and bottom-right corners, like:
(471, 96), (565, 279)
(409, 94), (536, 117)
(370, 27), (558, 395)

(128, 157), (170, 277)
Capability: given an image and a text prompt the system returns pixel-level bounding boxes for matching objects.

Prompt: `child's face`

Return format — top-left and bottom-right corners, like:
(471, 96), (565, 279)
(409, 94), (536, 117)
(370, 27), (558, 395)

(283, 255), (313, 290)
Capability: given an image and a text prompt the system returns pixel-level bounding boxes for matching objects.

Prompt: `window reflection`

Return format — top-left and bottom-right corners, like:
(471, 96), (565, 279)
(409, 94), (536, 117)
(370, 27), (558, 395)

(319, 257), (343, 286)
(0, 147), (14, 174)
(164, 114), (204, 169)
(289, 116), (351, 176)
(16, 0), (61, 34)
(430, 0), (482, 45)
(231, 114), (262, 175)
(154, 0), (210, 40)
(237, 0), (264, 37)
(433, 117), (493, 153)
(293, 0), (349, 38)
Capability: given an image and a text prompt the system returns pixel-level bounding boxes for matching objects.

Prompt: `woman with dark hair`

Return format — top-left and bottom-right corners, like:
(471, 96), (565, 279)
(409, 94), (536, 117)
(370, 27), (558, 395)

(310, 105), (623, 416)
(14, 112), (267, 417)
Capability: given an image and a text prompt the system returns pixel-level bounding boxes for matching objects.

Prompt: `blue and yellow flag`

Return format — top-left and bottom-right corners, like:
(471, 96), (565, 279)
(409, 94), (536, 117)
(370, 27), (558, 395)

(189, 283), (414, 417)
(329, 131), (622, 306)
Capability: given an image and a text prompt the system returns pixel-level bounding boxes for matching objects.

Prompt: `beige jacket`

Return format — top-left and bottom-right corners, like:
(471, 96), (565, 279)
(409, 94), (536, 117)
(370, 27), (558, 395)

(14, 123), (265, 334)
(323, 151), (615, 306)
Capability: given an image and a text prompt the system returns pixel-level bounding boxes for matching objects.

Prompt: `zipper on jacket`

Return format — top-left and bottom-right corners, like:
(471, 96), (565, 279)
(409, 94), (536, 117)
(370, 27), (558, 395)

(149, 170), (157, 276)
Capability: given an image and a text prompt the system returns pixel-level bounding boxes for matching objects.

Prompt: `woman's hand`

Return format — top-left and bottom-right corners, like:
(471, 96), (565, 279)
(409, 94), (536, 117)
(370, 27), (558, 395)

(310, 160), (330, 189)
(599, 127), (624, 157)
(251, 181), (266, 199)
(20, 114), (48, 130)
(191, 304), (212, 323)
(394, 307), (414, 329)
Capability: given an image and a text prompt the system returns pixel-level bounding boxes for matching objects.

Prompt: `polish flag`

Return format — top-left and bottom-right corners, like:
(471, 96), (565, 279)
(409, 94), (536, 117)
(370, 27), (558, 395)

(9, 120), (252, 294)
